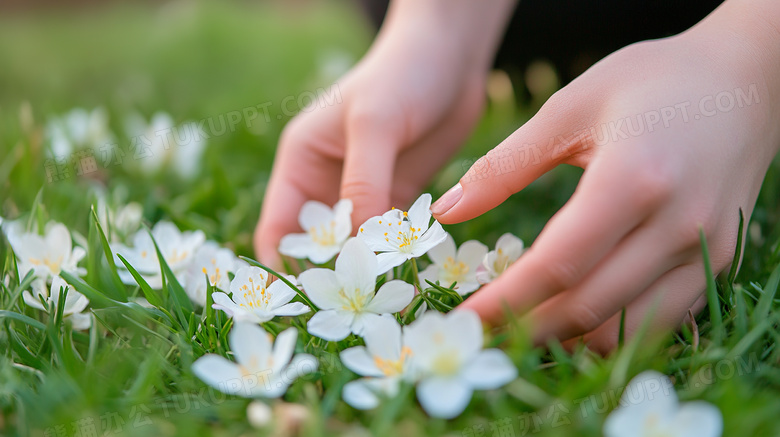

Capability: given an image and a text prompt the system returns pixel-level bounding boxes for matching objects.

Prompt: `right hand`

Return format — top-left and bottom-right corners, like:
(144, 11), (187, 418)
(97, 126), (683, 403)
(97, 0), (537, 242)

(254, 21), (489, 268)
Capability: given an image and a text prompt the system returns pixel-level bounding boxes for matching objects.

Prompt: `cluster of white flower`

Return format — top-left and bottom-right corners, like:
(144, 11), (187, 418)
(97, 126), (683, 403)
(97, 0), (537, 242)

(183, 193), (522, 418)
(0, 193), (724, 429)
(45, 108), (207, 180)
(2, 219), (92, 329)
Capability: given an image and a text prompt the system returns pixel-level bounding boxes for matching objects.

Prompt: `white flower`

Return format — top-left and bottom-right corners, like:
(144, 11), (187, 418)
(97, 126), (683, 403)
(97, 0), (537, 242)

(23, 276), (92, 330)
(182, 241), (246, 307)
(247, 401), (272, 429)
(9, 221), (87, 281)
(404, 310), (517, 419)
(419, 234), (488, 295)
(113, 221), (205, 288)
(45, 107), (113, 157)
(96, 196), (143, 242)
(279, 199), (352, 264)
(299, 238), (414, 341)
(192, 323), (318, 398)
(212, 266), (310, 324)
(124, 112), (207, 179)
(340, 315), (413, 409)
(476, 233), (524, 284)
(357, 193), (448, 274)
(603, 371), (723, 437)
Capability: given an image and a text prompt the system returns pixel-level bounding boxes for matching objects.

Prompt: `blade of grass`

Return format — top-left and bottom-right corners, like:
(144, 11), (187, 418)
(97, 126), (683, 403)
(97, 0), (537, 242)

(90, 206), (128, 301)
(699, 228), (723, 344)
(753, 262), (780, 326)
(148, 229), (193, 326)
(0, 310), (46, 330)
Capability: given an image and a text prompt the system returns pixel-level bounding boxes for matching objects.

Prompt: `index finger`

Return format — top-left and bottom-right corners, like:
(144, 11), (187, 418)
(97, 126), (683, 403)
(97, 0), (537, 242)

(461, 155), (668, 323)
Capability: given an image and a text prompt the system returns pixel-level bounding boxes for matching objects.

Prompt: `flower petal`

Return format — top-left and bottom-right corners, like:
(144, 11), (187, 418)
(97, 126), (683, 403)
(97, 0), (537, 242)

(406, 193), (432, 230)
(411, 221), (448, 258)
(456, 240), (489, 270)
(669, 401), (723, 437)
(363, 314), (402, 361)
(68, 312), (92, 330)
(212, 292), (238, 317)
(271, 328), (298, 374)
(496, 233), (524, 261)
(298, 268), (344, 310)
(278, 233), (316, 260)
(340, 346), (383, 377)
(306, 309), (354, 341)
(342, 379), (381, 410)
(335, 238), (378, 293)
(364, 280), (414, 314)
(192, 354), (246, 396)
(298, 200), (334, 231)
(266, 279), (298, 309)
(273, 302), (311, 317)
(230, 322), (272, 369)
(375, 252), (409, 274)
(416, 376), (473, 419)
(461, 349), (517, 389)
(426, 234), (456, 266)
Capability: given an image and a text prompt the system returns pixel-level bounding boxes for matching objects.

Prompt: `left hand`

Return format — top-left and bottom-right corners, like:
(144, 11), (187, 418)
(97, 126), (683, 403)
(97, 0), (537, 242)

(431, 4), (780, 353)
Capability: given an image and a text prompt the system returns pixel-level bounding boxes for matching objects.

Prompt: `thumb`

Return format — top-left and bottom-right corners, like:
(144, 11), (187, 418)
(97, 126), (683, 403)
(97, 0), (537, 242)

(432, 101), (585, 224)
(340, 109), (404, 230)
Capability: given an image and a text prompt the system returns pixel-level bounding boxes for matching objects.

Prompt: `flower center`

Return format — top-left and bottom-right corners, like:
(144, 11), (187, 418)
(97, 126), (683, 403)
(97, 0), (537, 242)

(338, 288), (368, 312)
(393, 221), (421, 254)
(238, 276), (270, 309)
(29, 255), (63, 275)
(431, 349), (460, 376)
(373, 346), (412, 377)
(642, 413), (670, 437)
(309, 221), (337, 247)
(442, 256), (469, 284)
(493, 248), (510, 275)
(168, 248), (190, 265)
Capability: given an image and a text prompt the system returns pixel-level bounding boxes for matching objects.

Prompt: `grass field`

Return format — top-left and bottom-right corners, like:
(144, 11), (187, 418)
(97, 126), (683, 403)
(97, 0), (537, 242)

(1, 2), (779, 436)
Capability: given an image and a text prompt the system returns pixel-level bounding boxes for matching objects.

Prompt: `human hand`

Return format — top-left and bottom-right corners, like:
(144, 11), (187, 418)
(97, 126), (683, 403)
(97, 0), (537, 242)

(253, 0), (518, 267)
(432, 2), (780, 352)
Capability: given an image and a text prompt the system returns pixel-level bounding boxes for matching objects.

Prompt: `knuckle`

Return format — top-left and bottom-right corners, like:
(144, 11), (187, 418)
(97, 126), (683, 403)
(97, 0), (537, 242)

(565, 300), (605, 334)
(346, 102), (403, 129)
(540, 258), (582, 291)
(626, 164), (675, 210)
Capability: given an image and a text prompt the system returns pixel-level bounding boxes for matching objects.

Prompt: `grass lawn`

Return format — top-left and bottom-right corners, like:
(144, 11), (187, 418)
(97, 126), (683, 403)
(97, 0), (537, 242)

(1, 1), (779, 436)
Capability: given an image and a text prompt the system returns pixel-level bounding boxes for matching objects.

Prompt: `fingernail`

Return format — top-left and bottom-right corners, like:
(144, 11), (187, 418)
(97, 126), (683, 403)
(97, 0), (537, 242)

(431, 183), (462, 215)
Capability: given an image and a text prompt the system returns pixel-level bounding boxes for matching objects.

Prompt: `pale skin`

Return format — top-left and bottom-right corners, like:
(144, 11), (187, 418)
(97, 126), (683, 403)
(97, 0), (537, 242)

(255, 0), (780, 353)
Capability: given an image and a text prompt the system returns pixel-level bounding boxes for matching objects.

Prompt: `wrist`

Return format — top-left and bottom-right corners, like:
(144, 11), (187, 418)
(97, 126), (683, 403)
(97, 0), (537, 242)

(375, 0), (517, 75)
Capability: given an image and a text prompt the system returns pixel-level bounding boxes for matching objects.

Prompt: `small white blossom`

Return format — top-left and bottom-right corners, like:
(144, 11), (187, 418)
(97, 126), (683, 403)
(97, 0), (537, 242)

(279, 199), (352, 264)
(8, 221), (87, 281)
(113, 221), (205, 288)
(96, 196), (143, 242)
(419, 234), (487, 295)
(404, 310), (517, 419)
(23, 276), (92, 330)
(45, 107), (113, 157)
(124, 112), (207, 179)
(357, 193), (448, 274)
(212, 266), (310, 324)
(182, 241), (246, 307)
(603, 371), (723, 437)
(299, 238), (414, 341)
(192, 323), (318, 398)
(247, 401), (272, 429)
(340, 315), (413, 410)
(476, 233), (524, 284)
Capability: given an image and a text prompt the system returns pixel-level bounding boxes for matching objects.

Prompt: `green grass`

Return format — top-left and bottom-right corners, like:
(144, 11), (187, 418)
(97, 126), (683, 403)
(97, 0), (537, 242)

(1, 1), (780, 436)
